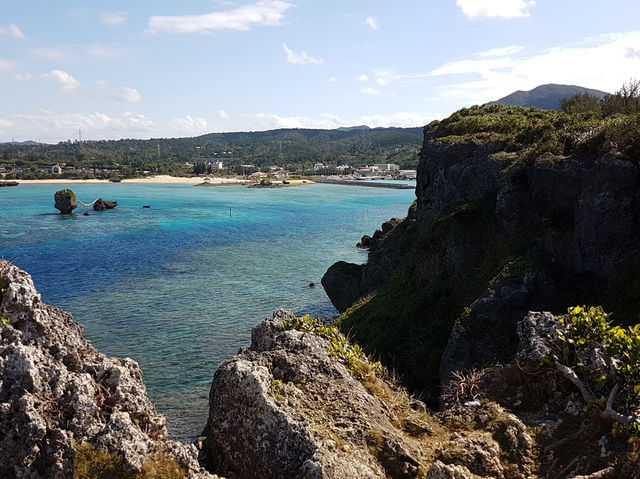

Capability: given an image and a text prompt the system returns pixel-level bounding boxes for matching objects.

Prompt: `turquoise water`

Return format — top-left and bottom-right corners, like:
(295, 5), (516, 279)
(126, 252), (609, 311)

(0, 182), (415, 440)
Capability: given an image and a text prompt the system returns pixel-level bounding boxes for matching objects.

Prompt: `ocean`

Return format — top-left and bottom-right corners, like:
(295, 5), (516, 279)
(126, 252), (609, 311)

(0, 181), (415, 441)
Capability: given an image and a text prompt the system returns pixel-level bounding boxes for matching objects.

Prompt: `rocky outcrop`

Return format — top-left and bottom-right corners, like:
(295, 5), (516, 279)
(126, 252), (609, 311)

(53, 189), (77, 214)
(202, 310), (537, 479)
(322, 114), (640, 398)
(93, 198), (118, 211)
(0, 260), (216, 479)
(202, 310), (426, 478)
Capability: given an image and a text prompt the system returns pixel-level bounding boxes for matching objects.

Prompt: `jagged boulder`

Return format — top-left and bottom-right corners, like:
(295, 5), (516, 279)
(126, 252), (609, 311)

(0, 260), (217, 479)
(321, 262), (365, 313)
(202, 310), (428, 479)
(54, 189), (77, 214)
(93, 198), (118, 211)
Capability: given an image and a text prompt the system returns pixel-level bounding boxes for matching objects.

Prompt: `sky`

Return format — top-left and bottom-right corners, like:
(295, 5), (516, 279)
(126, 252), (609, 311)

(1, 0), (639, 143)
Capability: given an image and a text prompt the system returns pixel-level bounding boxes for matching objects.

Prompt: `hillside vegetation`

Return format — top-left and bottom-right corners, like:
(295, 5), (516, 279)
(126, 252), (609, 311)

(325, 98), (640, 404)
(0, 127), (422, 179)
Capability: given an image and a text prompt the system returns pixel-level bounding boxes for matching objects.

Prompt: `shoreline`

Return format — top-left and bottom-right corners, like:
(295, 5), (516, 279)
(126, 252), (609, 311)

(6, 175), (249, 185)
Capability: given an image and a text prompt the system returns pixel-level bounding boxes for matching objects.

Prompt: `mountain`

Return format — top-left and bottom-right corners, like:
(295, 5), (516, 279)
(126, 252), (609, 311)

(487, 83), (609, 111)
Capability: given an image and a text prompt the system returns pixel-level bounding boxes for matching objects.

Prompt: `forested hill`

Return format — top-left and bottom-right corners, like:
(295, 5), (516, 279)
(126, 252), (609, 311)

(0, 126), (423, 178)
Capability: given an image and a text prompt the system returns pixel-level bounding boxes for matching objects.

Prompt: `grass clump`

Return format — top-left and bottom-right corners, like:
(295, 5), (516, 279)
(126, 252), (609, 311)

(281, 314), (384, 381)
(74, 444), (185, 479)
(55, 188), (77, 199)
(74, 444), (129, 479)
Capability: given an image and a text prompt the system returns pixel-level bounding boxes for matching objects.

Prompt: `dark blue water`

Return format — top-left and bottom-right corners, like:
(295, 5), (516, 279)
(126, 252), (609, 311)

(0, 182), (415, 440)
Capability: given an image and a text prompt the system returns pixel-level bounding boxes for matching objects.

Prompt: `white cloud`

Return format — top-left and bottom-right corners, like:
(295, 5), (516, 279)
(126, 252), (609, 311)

(44, 70), (80, 93)
(250, 112), (343, 130)
(0, 58), (16, 72)
(109, 87), (141, 103)
(358, 74), (368, 82)
(476, 45), (523, 58)
(358, 112), (438, 128)
(101, 12), (127, 27)
(171, 116), (212, 135)
(0, 111), (157, 142)
(218, 110), (229, 119)
(627, 47), (640, 59)
(360, 87), (380, 95)
(149, 0), (293, 34)
(372, 69), (430, 87)
(90, 46), (126, 59)
(282, 43), (323, 66)
(365, 16), (379, 30)
(328, 76), (339, 83)
(13, 72), (35, 81)
(429, 31), (640, 105)
(95, 80), (107, 87)
(29, 47), (72, 62)
(457, 0), (535, 19)
(0, 24), (26, 39)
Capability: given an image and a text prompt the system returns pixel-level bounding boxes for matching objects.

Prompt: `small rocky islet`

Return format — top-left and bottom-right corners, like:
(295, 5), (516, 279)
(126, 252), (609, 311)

(53, 189), (118, 214)
(2, 104), (640, 478)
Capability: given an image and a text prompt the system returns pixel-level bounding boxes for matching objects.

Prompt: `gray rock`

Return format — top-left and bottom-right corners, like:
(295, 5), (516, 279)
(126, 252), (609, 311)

(93, 198), (118, 211)
(203, 310), (425, 479)
(428, 461), (474, 479)
(53, 189), (77, 214)
(0, 260), (217, 479)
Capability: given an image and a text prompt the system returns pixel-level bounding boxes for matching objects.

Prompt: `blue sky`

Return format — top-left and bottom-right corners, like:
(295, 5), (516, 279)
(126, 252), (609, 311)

(1, 0), (639, 142)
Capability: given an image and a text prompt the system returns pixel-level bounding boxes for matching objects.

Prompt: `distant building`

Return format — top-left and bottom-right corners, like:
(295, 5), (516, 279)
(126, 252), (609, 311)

(272, 169), (290, 179)
(313, 162), (325, 171)
(373, 163), (400, 171)
(250, 172), (269, 178)
(399, 169), (417, 179)
(52, 164), (62, 175)
(336, 165), (351, 171)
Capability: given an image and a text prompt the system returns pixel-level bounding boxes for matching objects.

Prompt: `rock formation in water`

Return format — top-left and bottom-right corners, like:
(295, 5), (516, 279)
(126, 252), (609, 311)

(54, 189), (78, 214)
(93, 198), (118, 211)
(0, 260), (216, 479)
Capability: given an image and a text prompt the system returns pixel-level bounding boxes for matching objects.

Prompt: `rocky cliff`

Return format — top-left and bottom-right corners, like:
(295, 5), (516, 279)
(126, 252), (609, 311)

(322, 105), (640, 403)
(2, 260), (639, 477)
(0, 260), (216, 479)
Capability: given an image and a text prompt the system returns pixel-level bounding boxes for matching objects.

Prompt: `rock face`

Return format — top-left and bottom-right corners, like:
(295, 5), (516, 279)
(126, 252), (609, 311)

(202, 310), (537, 479)
(322, 116), (640, 396)
(0, 260), (216, 479)
(203, 310), (425, 478)
(93, 198), (118, 211)
(53, 189), (77, 214)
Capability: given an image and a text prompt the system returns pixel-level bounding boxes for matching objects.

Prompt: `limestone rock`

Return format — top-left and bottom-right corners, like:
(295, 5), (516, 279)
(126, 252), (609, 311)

(53, 189), (77, 214)
(93, 198), (118, 211)
(321, 261), (365, 313)
(427, 461), (474, 479)
(0, 260), (217, 479)
(203, 310), (426, 479)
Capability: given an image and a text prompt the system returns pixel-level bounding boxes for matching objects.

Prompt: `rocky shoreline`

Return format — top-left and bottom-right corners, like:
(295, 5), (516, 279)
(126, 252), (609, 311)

(2, 259), (639, 478)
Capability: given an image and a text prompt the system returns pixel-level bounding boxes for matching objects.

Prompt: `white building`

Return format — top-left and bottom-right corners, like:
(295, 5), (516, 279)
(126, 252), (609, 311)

(373, 163), (400, 171)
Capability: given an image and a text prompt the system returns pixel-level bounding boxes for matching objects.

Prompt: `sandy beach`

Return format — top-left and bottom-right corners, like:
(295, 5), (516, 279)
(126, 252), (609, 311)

(9, 175), (249, 185)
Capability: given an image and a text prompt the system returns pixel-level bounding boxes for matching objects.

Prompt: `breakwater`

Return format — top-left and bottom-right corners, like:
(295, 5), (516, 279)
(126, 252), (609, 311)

(313, 179), (414, 189)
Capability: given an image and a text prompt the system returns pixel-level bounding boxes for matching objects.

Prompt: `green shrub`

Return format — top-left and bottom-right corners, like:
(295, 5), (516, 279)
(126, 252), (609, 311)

(551, 306), (640, 433)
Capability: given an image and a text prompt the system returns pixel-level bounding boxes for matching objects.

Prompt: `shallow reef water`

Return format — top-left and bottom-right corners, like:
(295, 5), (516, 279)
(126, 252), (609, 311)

(0, 182), (414, 440)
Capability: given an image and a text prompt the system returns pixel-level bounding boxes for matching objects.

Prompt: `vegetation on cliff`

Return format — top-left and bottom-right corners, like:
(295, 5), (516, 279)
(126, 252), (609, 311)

(327, 100), (640, 407)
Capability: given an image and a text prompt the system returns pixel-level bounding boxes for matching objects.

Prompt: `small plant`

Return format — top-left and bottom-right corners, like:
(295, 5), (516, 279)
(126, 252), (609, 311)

(281, 314), (384, 381)
(441, 368), (488, 407)
(74, 443), (129, 479)
(74, 444), (185, 479)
